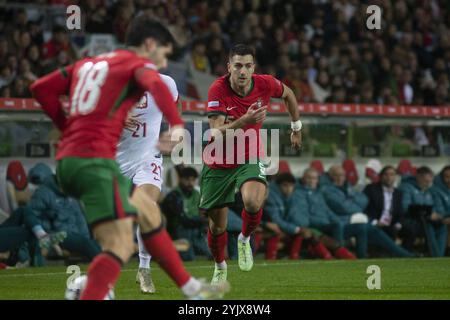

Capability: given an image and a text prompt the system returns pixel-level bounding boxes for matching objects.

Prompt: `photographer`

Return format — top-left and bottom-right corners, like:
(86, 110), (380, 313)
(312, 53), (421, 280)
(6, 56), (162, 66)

(400, 166), (447, 257)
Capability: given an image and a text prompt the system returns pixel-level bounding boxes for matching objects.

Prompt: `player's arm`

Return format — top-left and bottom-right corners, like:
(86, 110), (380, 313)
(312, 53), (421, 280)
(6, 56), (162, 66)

(134, 67), (183, 127)
(281, 83), (302, 149)
(208, 106), (265, 138)
(30, 66), (73, 131)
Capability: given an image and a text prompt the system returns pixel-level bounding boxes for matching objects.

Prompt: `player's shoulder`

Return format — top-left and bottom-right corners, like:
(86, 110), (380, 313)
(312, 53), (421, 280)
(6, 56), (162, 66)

(159, 74), (177, 89)
(253, 73), (277, 84)
(208, 75), (228, 93)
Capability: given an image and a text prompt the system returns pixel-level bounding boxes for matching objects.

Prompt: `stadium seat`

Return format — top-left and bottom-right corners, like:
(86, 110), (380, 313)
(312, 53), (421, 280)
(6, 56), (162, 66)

(5, 161), (30, 212)
(365, 159), (382, 183)
(310, 160), (324, 175)
(397, 159), (416, 176)
(278, 160), (292, 174)
(342, 159), (359, 186)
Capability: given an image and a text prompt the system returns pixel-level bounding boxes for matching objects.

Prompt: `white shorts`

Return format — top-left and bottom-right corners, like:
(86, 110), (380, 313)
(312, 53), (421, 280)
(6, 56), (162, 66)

(126, 157), (164, 190)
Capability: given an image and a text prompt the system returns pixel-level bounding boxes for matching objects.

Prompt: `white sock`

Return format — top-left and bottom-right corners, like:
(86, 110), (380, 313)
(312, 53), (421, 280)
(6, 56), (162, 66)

(181, 277), (202, 296)
(238, 232), (250, 244)
(215, 260), (227, 270)
(137, 226), (151, 269)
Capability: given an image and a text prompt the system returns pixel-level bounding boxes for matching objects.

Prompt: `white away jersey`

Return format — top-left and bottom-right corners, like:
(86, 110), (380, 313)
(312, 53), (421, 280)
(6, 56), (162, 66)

(116, 74), (179, 176)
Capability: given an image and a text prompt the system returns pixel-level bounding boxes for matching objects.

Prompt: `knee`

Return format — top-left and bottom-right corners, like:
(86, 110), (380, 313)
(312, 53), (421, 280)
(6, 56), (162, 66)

(98, 230), (135, 263)
(137, 206), (162, 232)
(243, 199), (263, 214)
(210, 224), (227, 235)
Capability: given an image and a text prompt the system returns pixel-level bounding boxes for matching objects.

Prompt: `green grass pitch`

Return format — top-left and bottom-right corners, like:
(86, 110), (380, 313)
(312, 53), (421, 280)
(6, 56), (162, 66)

(0, 258), (449, 300)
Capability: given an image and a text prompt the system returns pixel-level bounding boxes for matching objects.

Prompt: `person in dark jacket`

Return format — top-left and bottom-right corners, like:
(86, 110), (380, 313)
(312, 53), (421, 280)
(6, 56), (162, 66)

(27, 163), (101, 260)
(161, 167), (210, 261)
(363, 165), (405, 239)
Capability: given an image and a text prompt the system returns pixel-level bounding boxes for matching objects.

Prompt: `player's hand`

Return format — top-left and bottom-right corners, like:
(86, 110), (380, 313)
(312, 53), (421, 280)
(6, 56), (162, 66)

(430, 212), (443, 222)
(298, 227), (312, 239)
(242, 102), (267, 125)
(291, 130), (302, 150)
(156, 125), (184, 155)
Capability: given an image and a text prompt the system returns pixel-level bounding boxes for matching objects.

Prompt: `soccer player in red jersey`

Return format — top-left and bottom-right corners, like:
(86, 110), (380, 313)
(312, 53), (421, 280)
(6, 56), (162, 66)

(199, 44), (302, 284)
(30, 16), (229, 300)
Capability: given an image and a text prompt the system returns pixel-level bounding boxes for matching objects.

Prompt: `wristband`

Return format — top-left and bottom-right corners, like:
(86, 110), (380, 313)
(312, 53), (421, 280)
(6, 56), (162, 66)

(291, 120), (302, 131)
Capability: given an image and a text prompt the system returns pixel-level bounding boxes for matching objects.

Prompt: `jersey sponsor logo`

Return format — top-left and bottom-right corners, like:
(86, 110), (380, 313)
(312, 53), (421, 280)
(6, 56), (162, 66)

(208, 101), (220, 108)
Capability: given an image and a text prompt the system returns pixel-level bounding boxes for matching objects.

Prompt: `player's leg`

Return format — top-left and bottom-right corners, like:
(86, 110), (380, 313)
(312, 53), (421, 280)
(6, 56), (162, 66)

(131, 187), (229, 299)
(206, 207), (229, 284)
(81, 218), (135, 300)
(57, 158), (137, 300)
(238, 178), (267, 271)
(199, 165), (237, 283)
(134, 183), (160, 294)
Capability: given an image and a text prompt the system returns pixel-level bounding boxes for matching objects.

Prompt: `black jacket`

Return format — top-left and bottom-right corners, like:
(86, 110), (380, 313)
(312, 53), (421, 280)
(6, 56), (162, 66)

(363, 183), (404, 225)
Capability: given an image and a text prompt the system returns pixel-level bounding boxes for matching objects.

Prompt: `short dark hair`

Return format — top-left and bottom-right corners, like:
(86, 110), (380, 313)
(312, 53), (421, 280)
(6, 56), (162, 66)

(179, 167), (198, 179)
(416, 166), (433, 176)
(125, 15), (175, 47)
(275, 172), (296, 185)
(228, 44), (255, 60)
(379, 165), (396, 177)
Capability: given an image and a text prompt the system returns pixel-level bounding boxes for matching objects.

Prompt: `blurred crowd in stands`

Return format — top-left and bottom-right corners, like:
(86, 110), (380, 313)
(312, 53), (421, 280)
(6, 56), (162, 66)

(1, 159), (450, 269)
(0, 0), (449, 105)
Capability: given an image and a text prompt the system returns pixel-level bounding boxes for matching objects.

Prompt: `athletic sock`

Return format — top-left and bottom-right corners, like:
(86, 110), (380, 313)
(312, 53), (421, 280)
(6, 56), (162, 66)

(289, 235), (304, 260)
(238, 232), (250, 243)
(136, 226), (151, 269)
(241, 208), (262, 237)
(80, 252), (122, 300)
(215, 260), (227, 270)
(141, 226), (190, 287)
(207, 229), (228, 264)
(181, 277), (202, 296)
(265, 235), (280, 260)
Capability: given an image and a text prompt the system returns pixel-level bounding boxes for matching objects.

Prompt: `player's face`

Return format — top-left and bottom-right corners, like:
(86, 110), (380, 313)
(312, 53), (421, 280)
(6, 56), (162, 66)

(279, 182), (295, 197)
(381, 168), (397, 188)
(443, 169), (450, 188)
(331, 168), (346, 187)
(180, 176), (197, 193)
(304, 171), (319, 190)
(228, 54), (255, 88)
(149, 43), (173, 69)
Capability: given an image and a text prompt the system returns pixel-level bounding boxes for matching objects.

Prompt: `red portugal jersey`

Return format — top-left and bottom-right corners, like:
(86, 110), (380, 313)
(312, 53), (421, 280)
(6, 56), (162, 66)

(30, 49), (183, 160)
(204, 74), (284, 169)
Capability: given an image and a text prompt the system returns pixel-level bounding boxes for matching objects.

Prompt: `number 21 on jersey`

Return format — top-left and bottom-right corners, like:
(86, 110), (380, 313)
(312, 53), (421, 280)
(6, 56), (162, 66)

(70, 61), (109, 115)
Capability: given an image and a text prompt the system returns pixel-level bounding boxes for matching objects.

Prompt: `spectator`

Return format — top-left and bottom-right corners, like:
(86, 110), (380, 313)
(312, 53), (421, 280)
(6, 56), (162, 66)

(400, 166), (448, 257)
(27, 163), (101, 261)
(186, 39), (211, 74)
(42, 25), (77, 62)
(432, 165), (450, 255)
(264, 173), (333, 260)
(160, 167), (210, 261)
(323, 165), (413, 257)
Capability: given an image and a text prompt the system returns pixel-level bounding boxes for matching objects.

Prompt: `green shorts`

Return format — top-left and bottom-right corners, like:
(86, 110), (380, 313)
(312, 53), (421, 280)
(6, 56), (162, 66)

(199, 162), (267, 210)
(56, 157), (137, 226)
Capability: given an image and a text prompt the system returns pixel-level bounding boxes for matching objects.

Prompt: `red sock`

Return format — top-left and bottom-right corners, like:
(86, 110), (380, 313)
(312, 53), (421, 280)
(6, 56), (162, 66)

(312, 242), (334, 260)
(334, 247), (357, 260)
(141, 227), (190, 287)
(265, 235), (280, 260)
(241, 208), (263, 237)
(289, 235), (304, 259)
(207, 229), (227, 263)
(80, 252), (122, 300)
(254, 232), (263, 252)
